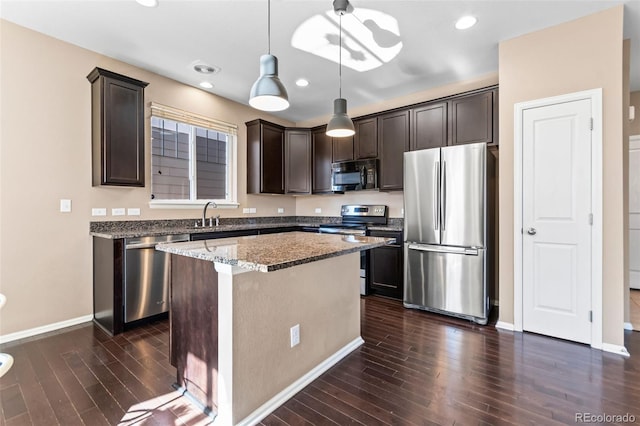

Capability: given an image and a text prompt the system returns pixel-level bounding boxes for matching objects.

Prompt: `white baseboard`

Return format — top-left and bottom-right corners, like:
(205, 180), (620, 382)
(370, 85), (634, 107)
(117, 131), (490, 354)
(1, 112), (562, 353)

(624, 322), (634, 331)
(0, 314), (93, 344)
(235, 336), (365, 426)
(495, 321), (515, 331)
(601, 343), (631, 357)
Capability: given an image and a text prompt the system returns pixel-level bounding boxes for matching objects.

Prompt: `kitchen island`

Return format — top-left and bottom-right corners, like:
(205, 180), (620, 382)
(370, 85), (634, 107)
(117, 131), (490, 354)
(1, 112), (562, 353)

(156, 231), (389, 426)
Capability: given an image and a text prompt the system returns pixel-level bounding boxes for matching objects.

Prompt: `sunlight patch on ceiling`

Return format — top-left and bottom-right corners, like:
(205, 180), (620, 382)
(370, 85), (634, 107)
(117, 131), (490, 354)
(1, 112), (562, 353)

(291, 8), (403, 72)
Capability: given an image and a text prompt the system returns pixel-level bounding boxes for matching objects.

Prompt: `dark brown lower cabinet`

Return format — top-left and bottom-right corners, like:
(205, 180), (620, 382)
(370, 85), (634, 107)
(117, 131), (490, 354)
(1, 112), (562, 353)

(93, 237), (125, 335)
(170, 254), (219, 411)
(367, 230), (403, 300)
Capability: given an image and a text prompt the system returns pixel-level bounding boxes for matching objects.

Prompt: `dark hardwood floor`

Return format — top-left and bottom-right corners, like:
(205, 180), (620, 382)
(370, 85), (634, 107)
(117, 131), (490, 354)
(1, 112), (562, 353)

(1, 296), (639, 425)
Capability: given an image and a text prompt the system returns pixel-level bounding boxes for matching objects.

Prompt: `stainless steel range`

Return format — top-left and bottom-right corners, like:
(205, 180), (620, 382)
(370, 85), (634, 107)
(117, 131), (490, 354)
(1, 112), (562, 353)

(319, 205), (388, 295)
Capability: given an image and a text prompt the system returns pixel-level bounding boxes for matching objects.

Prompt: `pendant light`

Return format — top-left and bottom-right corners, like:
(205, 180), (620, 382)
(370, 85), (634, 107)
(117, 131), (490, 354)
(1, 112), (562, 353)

(326, 0), (355, 138)
(249, 0), (289, 111)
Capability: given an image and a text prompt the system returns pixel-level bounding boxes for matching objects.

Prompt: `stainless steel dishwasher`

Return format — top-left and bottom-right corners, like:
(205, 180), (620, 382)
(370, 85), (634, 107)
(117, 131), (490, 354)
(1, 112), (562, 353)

(124, 234), (189, 323)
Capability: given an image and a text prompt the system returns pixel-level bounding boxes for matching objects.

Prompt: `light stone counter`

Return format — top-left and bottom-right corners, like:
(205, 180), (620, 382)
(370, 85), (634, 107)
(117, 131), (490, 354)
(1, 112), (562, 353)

(156, 231), (390, 272)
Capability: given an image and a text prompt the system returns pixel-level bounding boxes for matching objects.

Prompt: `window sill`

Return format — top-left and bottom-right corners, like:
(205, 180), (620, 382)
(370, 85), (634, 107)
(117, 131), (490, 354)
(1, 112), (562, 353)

(149, 200), (240, 209)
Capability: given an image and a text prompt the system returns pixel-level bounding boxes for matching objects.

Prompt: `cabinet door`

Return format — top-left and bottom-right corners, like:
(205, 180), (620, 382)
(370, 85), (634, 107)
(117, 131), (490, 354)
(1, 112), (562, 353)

(285, 129), (311, 194)
(88, 68), (148, 187)
(354, 117), (378, 159)
(368, 231), (403, 300)
(450, 90), (496, 146)
(312, 128), (333, 193)
(378, 110), (410, 191)
(332, 134), (354, 162)
(411, 102), (447, 150)
(261, 123), (285, 194)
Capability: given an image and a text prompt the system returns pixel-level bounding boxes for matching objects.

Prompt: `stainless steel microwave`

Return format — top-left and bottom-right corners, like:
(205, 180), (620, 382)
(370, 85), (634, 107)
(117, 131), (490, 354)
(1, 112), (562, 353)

(331, 159), (378, 192)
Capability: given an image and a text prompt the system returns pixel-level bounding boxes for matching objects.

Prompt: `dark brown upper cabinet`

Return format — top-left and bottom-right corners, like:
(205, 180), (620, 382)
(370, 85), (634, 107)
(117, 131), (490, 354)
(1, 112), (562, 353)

(246, 119), (285, 194)
(378, 110), (410, 191)
(87, 67), (148, 187)
(311, 127), (334, 194)
(285, 129), (311, 194)
(354, 117), (378, 159)
(450, 89), (498, 146)
(410, 101), (448, 150)
(332, 134), (354, 162)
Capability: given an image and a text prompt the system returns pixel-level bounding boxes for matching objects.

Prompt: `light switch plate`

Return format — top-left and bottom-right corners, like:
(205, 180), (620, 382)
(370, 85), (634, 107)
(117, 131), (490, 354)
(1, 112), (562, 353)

(243, 208), (250, 214)
(277, 208), (284, 214)
(127, 208), (141, 216)
(60, 199), (72, 213)
(249, 208), (257, 214)
(112, 208), (125, 216)
(314, 208), (322, 214)
(92, 208), (107, 216)
(290, 324), (300, 348)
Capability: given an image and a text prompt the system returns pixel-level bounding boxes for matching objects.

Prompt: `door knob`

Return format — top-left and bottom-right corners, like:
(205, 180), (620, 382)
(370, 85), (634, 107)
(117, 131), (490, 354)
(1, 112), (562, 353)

(527, 228), (537, 235)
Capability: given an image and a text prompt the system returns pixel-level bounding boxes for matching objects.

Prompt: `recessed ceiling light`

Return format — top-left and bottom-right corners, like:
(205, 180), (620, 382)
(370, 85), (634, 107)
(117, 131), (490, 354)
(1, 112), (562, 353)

(194, 64), (220, 74)
(455, 16), (477, 30)
(199, 82), (214, 89)
(136, 0), (158, 7)
(295, 78), (309, 87)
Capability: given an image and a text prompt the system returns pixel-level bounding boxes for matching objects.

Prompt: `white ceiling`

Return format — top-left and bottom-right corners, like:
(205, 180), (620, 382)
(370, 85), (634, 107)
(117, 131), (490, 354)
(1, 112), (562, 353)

(2, 0), (639, 123)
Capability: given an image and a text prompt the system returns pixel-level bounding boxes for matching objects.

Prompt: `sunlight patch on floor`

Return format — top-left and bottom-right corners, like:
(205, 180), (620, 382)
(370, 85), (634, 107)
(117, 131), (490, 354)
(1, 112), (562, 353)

(119, 390), (213, 425)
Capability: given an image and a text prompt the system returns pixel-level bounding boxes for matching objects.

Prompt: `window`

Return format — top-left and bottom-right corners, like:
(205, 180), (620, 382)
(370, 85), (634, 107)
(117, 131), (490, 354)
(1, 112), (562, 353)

(149, 103), (238, 208)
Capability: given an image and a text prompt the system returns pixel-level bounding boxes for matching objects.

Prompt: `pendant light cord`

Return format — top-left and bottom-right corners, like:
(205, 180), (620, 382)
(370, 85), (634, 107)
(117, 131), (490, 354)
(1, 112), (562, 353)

(339, 13), (342, 98)
(268, 0), (271, 54)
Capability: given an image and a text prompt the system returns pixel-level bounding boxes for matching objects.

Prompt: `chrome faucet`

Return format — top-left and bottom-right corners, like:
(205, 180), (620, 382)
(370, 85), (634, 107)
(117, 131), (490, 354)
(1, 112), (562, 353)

(202, 201), (217, 227)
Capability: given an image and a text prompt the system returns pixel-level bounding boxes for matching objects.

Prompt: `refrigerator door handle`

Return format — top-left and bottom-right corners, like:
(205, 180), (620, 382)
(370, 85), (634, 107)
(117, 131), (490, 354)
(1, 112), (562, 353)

(408, 243), (479, 256)
(434, 161), (440, 231)
(441, 161), (446, 231)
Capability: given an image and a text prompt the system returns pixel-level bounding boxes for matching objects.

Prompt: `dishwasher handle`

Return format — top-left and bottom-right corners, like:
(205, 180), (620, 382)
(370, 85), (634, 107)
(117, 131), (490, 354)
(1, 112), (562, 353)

(125, 235), (190, 250)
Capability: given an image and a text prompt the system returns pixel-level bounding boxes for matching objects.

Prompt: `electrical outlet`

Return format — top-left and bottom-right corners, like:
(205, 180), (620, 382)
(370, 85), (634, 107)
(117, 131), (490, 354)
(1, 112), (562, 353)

(314, 208), (322, 214)
(112, 208), (125, 216)
(290, 324), (300, 348)
(277, 208), (284, 214)
(127, 208), (141, 216)
(92, 208), (107, 216)
(60, 199), (72, 213)
(401, 208), (404, 216)
(243, 208), (250, 214)
(249, 208), (257, 214)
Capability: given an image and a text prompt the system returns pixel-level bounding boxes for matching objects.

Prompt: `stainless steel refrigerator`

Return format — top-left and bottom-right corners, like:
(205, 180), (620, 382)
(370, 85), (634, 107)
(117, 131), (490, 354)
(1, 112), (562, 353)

(403, 142), (495, 324)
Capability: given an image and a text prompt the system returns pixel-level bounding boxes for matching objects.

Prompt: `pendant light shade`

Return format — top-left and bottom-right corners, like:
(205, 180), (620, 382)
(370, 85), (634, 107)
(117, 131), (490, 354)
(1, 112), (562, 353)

(326, 1), (354, 137)
(249, 0), (289, 112)
(249, 54), (289, 111)
(326, 98), (355, 137)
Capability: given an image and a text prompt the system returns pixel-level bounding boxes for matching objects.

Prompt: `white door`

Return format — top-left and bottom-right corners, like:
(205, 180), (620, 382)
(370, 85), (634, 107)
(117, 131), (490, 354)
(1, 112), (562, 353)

(522, 98), (592, 344)
(630, 136), (640, 290)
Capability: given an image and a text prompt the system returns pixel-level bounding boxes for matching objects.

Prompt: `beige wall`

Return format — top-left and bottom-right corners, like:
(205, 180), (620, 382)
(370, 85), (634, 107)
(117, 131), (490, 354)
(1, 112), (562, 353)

(0, 20), (300, 336)
(632, 91), (640, 136)
(498, 6), (625, 345)
(227, 253), (360, 422)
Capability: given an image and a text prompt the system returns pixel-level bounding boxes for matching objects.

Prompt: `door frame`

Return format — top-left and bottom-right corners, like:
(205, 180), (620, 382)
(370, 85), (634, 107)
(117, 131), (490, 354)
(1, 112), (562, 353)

(513, 88), (603, 349)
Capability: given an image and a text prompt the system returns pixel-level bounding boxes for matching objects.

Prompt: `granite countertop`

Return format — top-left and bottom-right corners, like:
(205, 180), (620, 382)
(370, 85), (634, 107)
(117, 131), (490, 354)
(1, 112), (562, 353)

(155, 231), (391, 273)
(89, 221), (316, 239)
(89, 217), (403, 239)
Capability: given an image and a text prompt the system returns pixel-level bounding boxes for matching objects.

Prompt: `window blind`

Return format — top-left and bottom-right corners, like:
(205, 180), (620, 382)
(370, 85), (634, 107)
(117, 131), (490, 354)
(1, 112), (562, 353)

(150, 102), (238, 135)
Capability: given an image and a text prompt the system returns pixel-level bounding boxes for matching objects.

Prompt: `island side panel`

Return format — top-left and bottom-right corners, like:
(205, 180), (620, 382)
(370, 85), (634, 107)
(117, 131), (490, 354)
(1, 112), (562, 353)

(227, 252), (361, 423)
(170, 254), (219, 412)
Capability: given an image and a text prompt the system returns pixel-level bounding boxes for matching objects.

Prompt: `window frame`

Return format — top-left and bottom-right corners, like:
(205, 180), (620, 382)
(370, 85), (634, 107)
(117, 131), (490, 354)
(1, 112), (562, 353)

(148, 103), (239, 209)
